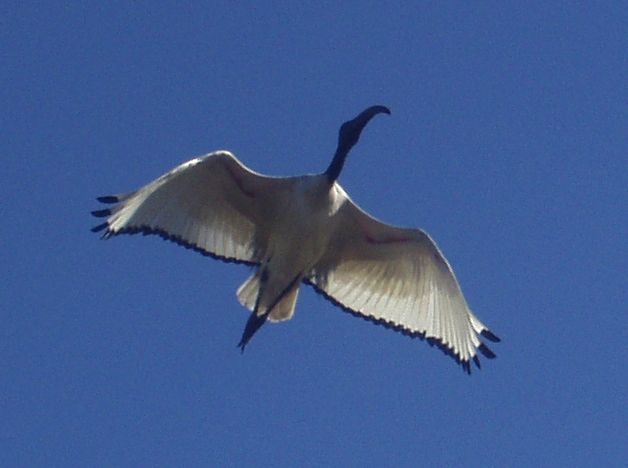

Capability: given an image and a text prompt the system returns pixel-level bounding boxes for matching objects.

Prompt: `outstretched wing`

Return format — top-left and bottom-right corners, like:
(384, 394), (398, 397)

(92, 151), (292, 265)
(306, 185), (499, 373)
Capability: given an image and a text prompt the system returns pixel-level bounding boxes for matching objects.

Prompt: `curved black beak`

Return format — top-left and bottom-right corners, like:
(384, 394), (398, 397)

(353, 105), (391, 123)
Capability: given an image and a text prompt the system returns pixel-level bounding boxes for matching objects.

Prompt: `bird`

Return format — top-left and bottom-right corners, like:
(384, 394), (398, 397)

(92, 105), (499, 373)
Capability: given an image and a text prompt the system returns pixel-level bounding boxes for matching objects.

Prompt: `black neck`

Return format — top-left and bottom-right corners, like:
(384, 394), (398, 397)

(325, 147), (349, 183)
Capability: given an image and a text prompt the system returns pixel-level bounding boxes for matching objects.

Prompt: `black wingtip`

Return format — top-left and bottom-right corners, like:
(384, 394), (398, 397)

(304, 279), (499, 374)
(478, 343), (496, 359)
(91, 209), (111, 218)
(97, 195), (119, 204)
(473, 355), (481, 369)
(91, 222), (109, 233)
(481, 329), (501, 343)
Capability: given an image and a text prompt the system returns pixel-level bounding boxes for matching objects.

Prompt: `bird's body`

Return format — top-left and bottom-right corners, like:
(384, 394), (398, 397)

(239, 173), (335, 323)
(92, 106), (499, 373)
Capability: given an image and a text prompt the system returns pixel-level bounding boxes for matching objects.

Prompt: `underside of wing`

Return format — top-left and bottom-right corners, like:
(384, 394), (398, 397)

(307, 185), (499, 373)
(91, 151), (293, 266)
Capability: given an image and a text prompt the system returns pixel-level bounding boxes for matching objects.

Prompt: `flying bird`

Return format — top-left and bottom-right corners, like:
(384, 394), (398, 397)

(92, 106), (499, 373)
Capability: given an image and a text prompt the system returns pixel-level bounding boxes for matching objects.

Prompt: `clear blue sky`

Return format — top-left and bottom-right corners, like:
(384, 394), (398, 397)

(2, 2), (626, 466)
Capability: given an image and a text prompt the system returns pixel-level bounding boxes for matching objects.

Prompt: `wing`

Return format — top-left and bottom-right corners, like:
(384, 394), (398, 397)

(91, 151), (293, 265)
(306, 185), (499, 373)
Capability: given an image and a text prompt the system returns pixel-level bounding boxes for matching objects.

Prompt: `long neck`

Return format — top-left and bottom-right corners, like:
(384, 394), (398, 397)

(325, 146), (349, 183)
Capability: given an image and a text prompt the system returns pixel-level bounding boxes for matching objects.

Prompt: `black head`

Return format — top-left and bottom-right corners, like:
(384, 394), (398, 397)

(326, 105), (391, 182)
(337, 105), (391, 154)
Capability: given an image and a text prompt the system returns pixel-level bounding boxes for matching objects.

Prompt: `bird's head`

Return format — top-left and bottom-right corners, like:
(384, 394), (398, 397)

(336, 105), (391, 155)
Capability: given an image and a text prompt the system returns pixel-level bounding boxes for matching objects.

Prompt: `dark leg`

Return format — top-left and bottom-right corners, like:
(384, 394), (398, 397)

(237, 269), (269, 353)
(237, 308), (272, 352)
(236, 273), (301, 353)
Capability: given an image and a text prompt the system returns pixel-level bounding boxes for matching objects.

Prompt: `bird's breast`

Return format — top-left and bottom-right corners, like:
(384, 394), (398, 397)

(263, 176), (336, 274)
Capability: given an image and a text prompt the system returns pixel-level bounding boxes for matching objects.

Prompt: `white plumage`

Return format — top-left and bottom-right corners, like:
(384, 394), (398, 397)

(92, 106), (499, 373)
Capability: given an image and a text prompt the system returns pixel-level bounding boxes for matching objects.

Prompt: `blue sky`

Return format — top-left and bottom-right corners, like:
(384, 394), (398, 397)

(2, 2), (626, 466)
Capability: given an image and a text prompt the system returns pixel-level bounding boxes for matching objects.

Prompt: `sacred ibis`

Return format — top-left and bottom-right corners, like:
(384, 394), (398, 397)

(92, 105), (499, 373)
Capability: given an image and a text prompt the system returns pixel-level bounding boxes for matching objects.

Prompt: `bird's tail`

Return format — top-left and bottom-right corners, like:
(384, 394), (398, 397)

(237, 273), (300, 322)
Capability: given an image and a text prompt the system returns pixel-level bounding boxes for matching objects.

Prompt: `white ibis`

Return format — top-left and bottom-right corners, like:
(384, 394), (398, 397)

(92, 106), (499, 373)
